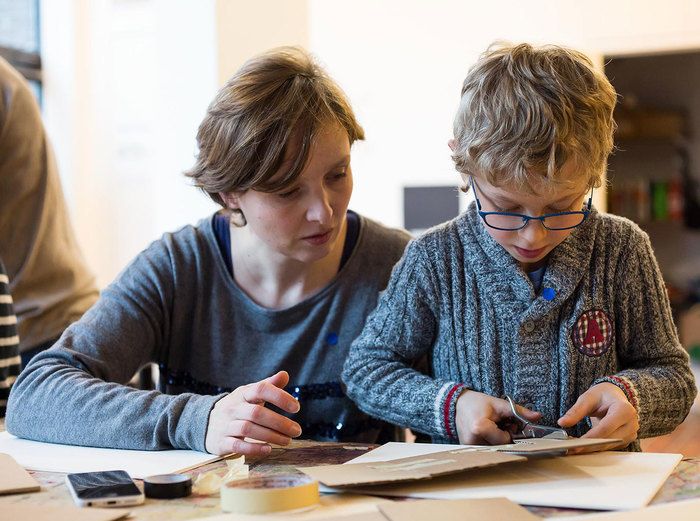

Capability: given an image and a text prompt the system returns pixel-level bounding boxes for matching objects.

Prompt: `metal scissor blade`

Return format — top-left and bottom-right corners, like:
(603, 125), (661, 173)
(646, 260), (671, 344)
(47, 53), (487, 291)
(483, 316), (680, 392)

(521, 424), (569, 439)
(504, 395), (569, 440)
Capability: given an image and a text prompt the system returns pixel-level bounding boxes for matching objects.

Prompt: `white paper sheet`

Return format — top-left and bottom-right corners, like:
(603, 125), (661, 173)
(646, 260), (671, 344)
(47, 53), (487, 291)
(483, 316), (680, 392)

(335, 442), (681, 511)
(0, 431), (221, 478)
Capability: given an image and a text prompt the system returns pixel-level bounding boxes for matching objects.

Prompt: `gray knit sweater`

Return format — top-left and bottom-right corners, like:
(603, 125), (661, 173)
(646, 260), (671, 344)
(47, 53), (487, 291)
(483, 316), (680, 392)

(7, 213), (410, 451)
(343, 202), (696, 446)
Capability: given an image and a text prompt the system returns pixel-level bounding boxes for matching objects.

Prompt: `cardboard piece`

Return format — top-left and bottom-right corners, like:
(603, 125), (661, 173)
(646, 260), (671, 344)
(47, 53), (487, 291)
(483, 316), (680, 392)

(0, 432), (222, 478)
(0, 504), (130, 521)
(298, 438), (619, 488)
(338, 443), (682, 511)
(312, 514), (385, 521)
(299, 448), (525, 487)
(377, 497), (541, 520)
(191, 493), (393, 521)
(197, 497), (541, 521)
(0, 452), (40, 495)
(556, 498), (700, 520)
(485, 437), (622, 455)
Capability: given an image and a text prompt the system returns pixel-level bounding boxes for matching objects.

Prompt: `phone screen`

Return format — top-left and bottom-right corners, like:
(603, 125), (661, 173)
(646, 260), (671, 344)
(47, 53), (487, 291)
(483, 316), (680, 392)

(67, 470), (141, 499)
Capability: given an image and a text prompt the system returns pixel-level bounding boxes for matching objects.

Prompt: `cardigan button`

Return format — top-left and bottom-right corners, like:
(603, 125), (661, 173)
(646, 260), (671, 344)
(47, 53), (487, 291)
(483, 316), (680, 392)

(523, 320), (535, 333)
(542, 287), (556, 301)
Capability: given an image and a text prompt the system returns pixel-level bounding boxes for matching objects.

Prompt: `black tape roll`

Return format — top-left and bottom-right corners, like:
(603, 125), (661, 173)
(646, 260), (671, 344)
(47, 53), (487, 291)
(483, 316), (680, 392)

(143, 473), (192, 499)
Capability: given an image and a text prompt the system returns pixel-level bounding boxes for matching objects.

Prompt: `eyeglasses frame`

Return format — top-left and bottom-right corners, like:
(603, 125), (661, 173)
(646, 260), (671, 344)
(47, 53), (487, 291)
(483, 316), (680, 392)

(469, 177), (593, 231)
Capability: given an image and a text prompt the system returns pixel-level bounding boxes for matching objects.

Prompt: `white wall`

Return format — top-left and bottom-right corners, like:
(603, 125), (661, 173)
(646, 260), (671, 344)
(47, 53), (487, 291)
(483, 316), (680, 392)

(41, 0), (307, 287)
(40, 0), (218, 287)
(40, 0), (700, 287)
(216, 0), (308, 85)
(40, 0), (95, 241)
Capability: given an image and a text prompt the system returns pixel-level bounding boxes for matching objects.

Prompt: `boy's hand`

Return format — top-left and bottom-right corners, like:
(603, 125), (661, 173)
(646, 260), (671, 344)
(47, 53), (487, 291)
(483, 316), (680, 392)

(204, 371), (302, 456)
(455, 390), (542, 445)
(558, 382), (638, 447)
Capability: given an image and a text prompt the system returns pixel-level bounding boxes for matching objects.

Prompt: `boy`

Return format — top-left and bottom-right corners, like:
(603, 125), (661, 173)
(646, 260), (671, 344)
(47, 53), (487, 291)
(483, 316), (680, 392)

(343, 43), (696, 449)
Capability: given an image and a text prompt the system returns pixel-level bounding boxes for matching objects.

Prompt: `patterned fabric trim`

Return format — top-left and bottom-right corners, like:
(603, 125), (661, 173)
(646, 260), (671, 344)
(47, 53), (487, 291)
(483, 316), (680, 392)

(160, 368), (380, 441)
(290, 382), (345, 400)
(433, 382), (453, 437)
(442, 383), (467, 440)
(299, 417), (386, 440)
(594, 375), (639, 411)
(161, 367), (233, 394)
(161, 367), (346, 400)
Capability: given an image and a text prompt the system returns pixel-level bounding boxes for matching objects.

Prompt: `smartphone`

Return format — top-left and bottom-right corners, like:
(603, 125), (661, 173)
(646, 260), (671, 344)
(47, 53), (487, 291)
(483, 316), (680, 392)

(65, 470), (145, 507)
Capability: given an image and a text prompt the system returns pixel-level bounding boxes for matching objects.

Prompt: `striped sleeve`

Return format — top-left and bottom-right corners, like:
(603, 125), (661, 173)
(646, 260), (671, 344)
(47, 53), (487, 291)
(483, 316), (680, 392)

(0, 267), (21, 417)
(435, 382), (468, 440)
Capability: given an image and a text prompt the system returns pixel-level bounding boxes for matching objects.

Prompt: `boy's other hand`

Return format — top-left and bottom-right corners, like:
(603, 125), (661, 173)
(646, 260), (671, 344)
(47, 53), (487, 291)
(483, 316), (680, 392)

(455, 390), (542, 445)
(204, 370), (302, 456)
(558, 382), (638, 447)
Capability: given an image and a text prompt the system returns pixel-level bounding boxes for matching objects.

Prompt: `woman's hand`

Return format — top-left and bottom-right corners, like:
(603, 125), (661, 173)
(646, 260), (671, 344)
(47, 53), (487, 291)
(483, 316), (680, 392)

(455, 390), (541, 445)
(558, 382), (638, 447)
(205, 371), (302, 456)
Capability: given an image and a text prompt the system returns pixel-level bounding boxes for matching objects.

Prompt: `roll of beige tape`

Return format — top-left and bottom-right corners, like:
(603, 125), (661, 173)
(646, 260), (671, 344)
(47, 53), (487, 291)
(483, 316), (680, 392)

(220, 474), (319, 514)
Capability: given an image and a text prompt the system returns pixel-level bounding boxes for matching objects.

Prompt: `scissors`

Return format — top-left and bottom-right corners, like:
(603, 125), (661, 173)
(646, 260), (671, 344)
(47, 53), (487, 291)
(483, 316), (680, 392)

(502, 395), (569, 440)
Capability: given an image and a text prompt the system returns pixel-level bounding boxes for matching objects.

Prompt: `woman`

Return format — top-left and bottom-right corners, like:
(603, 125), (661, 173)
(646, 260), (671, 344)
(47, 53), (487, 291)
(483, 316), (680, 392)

(6, 47), (410, 456)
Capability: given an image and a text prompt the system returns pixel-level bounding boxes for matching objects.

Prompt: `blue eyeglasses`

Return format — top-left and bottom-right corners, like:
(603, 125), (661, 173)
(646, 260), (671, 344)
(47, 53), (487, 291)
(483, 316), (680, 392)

(470, 177), (593, 231)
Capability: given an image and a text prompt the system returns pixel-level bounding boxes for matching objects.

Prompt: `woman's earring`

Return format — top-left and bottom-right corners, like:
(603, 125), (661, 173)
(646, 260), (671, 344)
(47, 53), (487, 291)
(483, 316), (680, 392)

(229, 209), (247, 227)
(221, 192), (247, 227)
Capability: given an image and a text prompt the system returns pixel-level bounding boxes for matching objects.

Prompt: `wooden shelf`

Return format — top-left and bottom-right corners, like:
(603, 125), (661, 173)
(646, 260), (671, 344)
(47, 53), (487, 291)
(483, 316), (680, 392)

(615, 107), (686, 141)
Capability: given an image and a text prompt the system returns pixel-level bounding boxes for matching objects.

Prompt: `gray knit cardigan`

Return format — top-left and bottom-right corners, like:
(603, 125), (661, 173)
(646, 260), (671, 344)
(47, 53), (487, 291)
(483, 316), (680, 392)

(343, 203), (696, 446)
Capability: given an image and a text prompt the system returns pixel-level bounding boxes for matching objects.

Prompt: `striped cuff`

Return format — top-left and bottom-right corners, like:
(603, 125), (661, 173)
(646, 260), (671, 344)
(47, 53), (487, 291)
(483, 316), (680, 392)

(594, 375), (639, 411)
(434, 382), (468, 440)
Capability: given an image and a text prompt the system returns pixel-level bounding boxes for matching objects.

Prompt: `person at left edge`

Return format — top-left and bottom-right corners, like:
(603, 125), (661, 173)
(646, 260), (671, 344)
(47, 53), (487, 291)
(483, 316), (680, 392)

(6, 47), (411, 455)
(0, 259), (21, 417)
(0, 56), (99, 366)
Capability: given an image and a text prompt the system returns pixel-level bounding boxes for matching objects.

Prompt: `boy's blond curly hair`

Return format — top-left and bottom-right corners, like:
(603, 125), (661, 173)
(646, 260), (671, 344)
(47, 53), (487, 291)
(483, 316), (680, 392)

(452, 42), (617, 192)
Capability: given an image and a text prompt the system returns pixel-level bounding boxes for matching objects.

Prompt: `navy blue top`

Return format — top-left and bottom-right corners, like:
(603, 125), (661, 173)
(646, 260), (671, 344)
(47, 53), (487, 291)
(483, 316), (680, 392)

(526, 265), (547, 293)
(213, 210), (361, 276)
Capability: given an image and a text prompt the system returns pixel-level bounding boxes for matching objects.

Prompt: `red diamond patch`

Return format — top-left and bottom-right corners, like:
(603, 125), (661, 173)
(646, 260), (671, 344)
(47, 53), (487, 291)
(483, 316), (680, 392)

(572, 309), (613, 357)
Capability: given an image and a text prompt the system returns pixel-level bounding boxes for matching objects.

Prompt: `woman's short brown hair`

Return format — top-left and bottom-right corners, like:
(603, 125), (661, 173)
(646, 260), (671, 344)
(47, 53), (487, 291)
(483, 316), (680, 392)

(452, 42), (617, 192)
(186, 46), (364, 206)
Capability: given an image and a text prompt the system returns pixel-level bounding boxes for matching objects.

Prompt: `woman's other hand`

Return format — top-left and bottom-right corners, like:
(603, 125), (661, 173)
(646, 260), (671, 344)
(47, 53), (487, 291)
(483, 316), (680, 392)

(205, 371), (302, 455)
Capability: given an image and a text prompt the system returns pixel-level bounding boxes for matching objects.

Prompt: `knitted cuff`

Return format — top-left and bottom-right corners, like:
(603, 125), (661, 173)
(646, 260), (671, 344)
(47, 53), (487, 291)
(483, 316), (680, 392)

(594, 375), (639, 411)
(439, 383), (468, 440)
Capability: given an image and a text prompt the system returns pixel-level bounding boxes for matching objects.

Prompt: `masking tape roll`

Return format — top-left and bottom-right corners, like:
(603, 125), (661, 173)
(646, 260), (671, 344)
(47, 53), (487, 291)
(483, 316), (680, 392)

(220, 474), (319, 514)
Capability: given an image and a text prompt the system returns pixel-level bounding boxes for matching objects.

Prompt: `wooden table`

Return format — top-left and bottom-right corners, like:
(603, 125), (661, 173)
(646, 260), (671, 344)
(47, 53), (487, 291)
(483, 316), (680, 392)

(2, 433), (700, 520)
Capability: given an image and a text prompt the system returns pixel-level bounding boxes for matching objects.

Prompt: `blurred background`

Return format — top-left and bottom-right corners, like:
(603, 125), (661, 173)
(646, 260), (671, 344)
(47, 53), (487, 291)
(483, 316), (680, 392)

(1, 0), (699, 350)
(2, 0), (699, 453)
